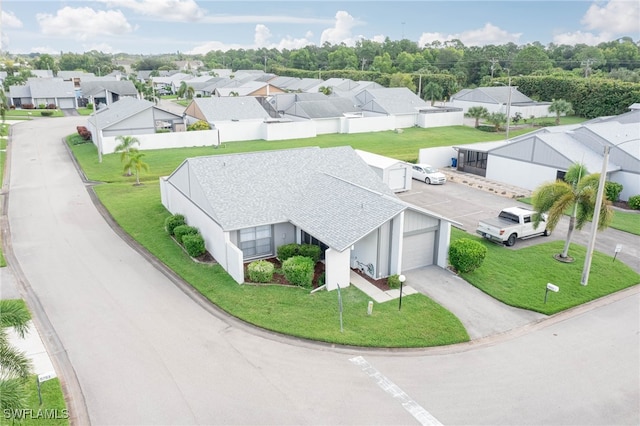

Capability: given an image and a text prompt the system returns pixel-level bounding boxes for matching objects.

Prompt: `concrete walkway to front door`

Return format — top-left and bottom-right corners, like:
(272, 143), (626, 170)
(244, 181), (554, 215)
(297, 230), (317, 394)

(402, 266), (546, 340)
(349, 270), (417, 303)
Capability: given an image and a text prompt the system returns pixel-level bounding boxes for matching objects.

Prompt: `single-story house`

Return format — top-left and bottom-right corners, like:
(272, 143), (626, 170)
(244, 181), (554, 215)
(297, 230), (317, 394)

(446, 86), (553, 118)
(86, 97), (184, 140)
(160, 146), (454, 290)
(214, 81), (285, 97)
(8, 79), (77, 109)
(452, 109), (640, 200)
(184, 97), (272, 126)
(355, 150), (413, 193)
(80, 80), (139, 107)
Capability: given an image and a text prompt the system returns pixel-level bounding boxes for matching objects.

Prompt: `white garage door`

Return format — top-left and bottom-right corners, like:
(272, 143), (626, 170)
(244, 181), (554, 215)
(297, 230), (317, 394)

(402, 231), (435, 270)
(59, 98), (75, 109)
(388, 168), (407, 191)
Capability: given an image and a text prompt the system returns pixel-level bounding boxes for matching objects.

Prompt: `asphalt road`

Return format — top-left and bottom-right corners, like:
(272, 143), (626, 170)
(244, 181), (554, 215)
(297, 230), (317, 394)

(4, 116), (639, 425)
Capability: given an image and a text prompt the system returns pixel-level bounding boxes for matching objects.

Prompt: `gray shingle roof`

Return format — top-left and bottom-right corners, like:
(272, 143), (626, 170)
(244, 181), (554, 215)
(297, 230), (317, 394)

(81, 80), (138, 97)
(356, 87), (428, 114)
(284, 97), (360, 119)
(87, 97), (154, 129)
(451, 86), (533, 105)
(191, 97), (271, 121)
(170, 146), (405, 251)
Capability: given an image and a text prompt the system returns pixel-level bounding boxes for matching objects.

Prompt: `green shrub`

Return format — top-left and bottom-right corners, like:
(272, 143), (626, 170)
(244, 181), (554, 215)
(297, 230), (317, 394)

(247, 260), (275, 283)
(449, 238), (487, 273)
(282, 256), (315, 288)
(387, 274), (401, 289)
(605, 181), (624, 202)
(165, 214), (185, 235)
(182, 233), (206, 257)
(277, 243), (299, 261)
(187, 120), (211, 131)
(173, 225), (199, 245)
(38, 103), (46, 109)
(298, 244), (321, 263)
(628, 195), (640, 210)
(40, 110), (54, 117)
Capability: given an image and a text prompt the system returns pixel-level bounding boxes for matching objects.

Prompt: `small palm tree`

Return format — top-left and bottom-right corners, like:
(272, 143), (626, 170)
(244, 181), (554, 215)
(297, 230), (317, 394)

(0, 300), (33, 417)
(177, 81), (187, 99)
(548, 98), (574, 125)
(465, 106), (489, 128)
(532, 163), (613, 260)
(123, 150), (149, 185)
(186, 86), (195, 100)
(114, 135), (140, 176)
(422, 82), (443, 106)
(485, 112), (507, 133)
(318, 86), (332, 95)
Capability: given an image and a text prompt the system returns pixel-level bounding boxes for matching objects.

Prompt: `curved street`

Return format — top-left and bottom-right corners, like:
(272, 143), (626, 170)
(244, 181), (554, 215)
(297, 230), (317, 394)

(2, 116), (639, 425)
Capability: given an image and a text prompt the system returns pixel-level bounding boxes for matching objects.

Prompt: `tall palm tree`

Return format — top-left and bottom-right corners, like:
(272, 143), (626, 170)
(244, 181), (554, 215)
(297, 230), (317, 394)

(114, 135), (140, 176)
(422, 82), (443, 106)
(123, 151), (149, 185)
(0, 300), (33, 417)
(548, 98), (574, 125)
(465, 106), (489, 128)
(186, 86), (195, 100)
(0, 90), (7, 124)
(532, 163), (613, 260)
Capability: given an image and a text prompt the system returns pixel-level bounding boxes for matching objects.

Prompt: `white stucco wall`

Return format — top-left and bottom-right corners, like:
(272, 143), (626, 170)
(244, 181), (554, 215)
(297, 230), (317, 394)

(325, 248), (351, 291)
(263, 121), (316, 141)
(435, 221), (451, 268)
(609, 170), (640, 201)
(345, 115), (395, 133)
(314, 118), (342, 135)
(351, 230), (378, 278)
(215, 121), (263, 142)
(418, 146), (459, 168)
(100, 129), (218, 154)
(486, 156), (558, 191)
(417, 110), (464, 128)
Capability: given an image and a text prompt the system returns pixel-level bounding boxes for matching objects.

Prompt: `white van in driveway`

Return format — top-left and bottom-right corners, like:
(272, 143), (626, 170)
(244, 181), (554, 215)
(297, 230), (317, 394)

(411, 164), (447, 184)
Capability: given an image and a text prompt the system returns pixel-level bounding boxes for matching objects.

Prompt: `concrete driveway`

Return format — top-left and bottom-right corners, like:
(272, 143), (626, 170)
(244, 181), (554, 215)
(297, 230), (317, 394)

(399, 175), (640, 274)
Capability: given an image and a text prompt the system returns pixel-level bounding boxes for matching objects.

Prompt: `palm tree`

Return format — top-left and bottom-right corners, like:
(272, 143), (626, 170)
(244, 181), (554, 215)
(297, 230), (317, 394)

(485, 112), (507, 133)
(548, 98), (574, 125)
(186, 86), (195, 100)
(0, 300), (33, 417)
(114, 135), (140, 176)
(123, 151), (149, 185)
(465, 106), (489, 128)
(532, 163), (613, 260)
(422, 82), (443, 106)
(318, 86), (332, 95)
(176, 81), (187, 99)
(0, 90), (8, 124)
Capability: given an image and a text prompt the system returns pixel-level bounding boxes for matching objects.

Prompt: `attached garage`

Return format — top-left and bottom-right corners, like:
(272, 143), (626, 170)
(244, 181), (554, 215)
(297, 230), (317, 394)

(58, 98), (76, 109)
(402, 230), (435, 270)
(355, 149), (412, 192)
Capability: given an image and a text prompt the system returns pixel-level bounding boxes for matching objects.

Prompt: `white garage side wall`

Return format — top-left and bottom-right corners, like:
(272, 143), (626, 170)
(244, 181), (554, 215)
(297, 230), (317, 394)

(325, 248), (351, 291)
(216, 121), (263, 142)
(100, 129), (218, 154)
(390, 212), (404, 275)
(418, 146), (458, 168)
(486, 156), (557, 191)
(314, 118), (342, 135)
(609, 170), (640, 201)
(160, 181), (229, 271)
(263, 121), (316, 140)
(350, 230), (378, 278)
(435, 221), (451, 268)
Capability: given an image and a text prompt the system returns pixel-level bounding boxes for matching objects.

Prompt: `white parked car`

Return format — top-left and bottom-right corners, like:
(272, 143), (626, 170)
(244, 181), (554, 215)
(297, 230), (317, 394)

(411, 164), (446, 184)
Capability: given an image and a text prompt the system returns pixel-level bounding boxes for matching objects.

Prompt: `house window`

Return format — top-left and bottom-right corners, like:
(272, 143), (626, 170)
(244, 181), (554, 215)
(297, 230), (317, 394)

(239, 225), (272, 258)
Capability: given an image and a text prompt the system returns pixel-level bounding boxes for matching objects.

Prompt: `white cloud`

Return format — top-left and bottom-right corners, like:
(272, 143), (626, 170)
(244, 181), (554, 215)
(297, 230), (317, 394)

(2, 10), (23, 28)
(186, 41), (245, 55)
(36, 7), (134, 40)
(274, 36), (314, 51)
(254, 24), (272, 48)
(320, 11), (359, 46)
(372, 34), (386, 43)
(29, 46), (60, 55)
(418, 23), (521, 47)
(553, 31), (614, 46)
(99, 0), (205, 22)
(84, 43), (116, 54)
(581, 0), (640, 34)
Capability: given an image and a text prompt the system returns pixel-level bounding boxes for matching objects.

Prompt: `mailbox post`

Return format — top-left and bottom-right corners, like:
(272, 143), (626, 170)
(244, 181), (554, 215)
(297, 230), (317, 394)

(545, 283), (559, 304)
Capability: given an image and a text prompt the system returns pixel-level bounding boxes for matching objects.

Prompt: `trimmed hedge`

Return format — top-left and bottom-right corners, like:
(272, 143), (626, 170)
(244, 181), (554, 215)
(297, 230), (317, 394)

(165, 214), (185, 236)
(282, 256), (315, 288)
(449, 238), (487, 273)
(628, 195), (640, 210)
(277, 243), (321, 262)
(247, 260), (275, 283)
(182, 233), (205, 258)
(605, 181), (624, 202)
(174, 225), (199, 245)
(277, 243), (298, 261)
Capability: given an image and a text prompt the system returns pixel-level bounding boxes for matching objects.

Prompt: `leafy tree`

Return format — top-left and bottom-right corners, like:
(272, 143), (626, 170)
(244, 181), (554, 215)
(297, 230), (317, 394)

(465, 106), (489, 127)
(548, 98), (574, 125)
(123, 151), (149, 185)
(318, 86), (333, 95)
(0, 300), (32, 418)
(485, 112), (507, 132)
(532, 163), (613, 260)
(389, 73), (416, 92)
(32, 54), (58, 73)
(176, 81), (187, 99)
(422, 81), (443, 106)
(328, 46), (358, 70)
(114, 135), (140, 176)
(371, 52), (394, 73)
(511, 45), (553, 75)
(396, 52), (416, 72)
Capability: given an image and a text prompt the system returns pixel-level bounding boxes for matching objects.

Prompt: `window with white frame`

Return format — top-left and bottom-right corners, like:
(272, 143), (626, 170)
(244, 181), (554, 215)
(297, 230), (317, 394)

(239, 225), (272, 258)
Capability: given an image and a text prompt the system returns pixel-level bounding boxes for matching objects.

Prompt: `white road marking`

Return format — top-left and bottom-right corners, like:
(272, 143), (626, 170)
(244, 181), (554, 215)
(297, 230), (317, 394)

(350, 356), (443, 426)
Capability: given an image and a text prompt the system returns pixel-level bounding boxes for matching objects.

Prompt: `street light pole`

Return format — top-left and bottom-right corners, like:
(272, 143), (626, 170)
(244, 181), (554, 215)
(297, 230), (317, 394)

(92, 96), (103, 163)
(398, 274), (406, 311)
(505, 76), (512, 141)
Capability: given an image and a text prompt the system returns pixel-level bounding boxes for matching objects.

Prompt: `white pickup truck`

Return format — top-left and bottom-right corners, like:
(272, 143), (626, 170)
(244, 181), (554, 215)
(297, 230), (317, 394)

(476, 206), (551, 246)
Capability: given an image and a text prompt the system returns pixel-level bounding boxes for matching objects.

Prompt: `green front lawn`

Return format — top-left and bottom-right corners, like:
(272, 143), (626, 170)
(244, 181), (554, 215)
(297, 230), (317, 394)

(0, 377), (69, 426)
(4, 109), (65, 118)
(94, 182), (469, 347)
(452, 228), (639, 315)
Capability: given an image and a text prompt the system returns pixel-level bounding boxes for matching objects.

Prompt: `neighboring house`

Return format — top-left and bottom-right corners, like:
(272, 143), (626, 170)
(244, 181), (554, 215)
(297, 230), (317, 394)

(214, 81), (285, 97)
(175, 60), (205, 72)
(160, 146), (454, 290)
(31, 70), (55, 79)
(452, 108), (640, 200)
(355, 150), (413, 193)
(447, 86), (553, 118)
(8, 79), (77, 109)
(80, 80), (139, 107)
(86, 97), (184, 140)
(183, 97), (271, 126)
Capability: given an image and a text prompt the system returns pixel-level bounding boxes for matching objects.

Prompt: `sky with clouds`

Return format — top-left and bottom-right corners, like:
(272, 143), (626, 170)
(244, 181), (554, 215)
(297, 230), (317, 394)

(1, 0), (639, 55)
